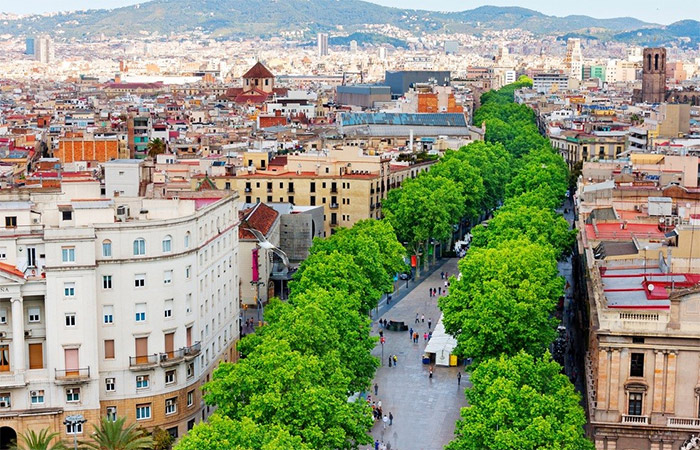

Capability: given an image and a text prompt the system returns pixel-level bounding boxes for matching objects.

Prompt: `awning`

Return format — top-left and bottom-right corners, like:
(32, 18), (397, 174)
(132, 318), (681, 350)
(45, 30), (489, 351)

(424, 315), (458, 366)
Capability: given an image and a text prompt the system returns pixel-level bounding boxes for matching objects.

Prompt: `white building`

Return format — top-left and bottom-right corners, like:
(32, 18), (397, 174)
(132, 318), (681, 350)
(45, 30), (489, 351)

(317, 33), (329, 57)
(0, 185), (239, 446)
(565, 38), (584, 81)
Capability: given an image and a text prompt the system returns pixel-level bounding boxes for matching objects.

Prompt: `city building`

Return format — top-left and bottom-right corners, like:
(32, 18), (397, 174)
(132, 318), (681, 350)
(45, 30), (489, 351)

(384, 71), (451, 98)
(33, 36), (53, 64)
(24, 38), (34, 56)
(642, 48), (667, 104)
(565, 38), (584, 81)
(55, 134), (120, 165)
(0, 186), (239, 447)
(336, 85), (392, 109)
(533, 73), (570, 93)
(317, 33), (329, 57)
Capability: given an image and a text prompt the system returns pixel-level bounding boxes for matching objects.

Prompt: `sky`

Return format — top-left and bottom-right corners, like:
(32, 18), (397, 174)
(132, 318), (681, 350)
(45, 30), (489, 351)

(1, 0), (698, 25)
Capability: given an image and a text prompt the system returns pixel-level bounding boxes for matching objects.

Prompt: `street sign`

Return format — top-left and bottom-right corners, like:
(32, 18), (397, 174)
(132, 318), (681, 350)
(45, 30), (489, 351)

(65, 414), (85, 422)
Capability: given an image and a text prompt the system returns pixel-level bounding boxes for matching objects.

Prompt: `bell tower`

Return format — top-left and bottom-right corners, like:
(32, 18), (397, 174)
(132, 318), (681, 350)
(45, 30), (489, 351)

(642, 47), (666, 104)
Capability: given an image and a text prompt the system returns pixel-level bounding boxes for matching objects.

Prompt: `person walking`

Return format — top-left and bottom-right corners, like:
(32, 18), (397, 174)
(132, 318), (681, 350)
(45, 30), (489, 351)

(389, 412), (393, 425)
(388, 356), (392, 367)
(377, 400), (382, 409)
(375, 439), (379, 450)
(421, 314), (425, 323)
(374, 383), (379, 396)
(392, 354), (397, 366)
(382, 415), (388, 429)
(424, 332), (428, 341)
(429, 366), (433, 379)
(415, 313), (419, 324)
(438, 287), (442, 295)
(441, 271), (444, 279)
(428, 318), (432, 329)
(457, 371), (462, 385)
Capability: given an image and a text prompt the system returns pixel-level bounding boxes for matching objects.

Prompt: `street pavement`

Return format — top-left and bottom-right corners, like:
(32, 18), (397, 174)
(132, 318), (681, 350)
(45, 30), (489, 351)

(366, 258), (468, 450)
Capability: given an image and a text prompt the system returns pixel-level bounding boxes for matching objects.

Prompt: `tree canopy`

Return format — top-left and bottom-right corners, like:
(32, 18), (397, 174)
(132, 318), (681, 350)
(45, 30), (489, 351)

(447, 351), (593, 450)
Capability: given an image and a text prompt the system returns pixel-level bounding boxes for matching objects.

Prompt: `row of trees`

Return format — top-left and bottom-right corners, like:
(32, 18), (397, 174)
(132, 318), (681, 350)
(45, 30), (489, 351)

(175, 220), (406, 450)
(434, 79), (593, 449)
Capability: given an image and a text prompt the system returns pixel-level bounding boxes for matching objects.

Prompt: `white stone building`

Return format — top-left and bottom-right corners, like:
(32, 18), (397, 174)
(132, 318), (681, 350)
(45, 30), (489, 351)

(0, 185), (239, 446)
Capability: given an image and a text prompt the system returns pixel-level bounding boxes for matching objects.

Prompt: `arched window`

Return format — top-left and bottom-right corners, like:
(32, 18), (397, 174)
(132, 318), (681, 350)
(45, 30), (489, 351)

(654, 54), (659, 71)
(133, 238), (146, 256)
(184, 231), (191, 248)
(162, 235), (172, 253)
(102, 240), (112, 257)
(647, 54), (652, 71)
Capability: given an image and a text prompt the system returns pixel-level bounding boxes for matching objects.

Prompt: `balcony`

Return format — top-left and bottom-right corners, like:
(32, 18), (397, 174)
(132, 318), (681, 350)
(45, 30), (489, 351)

(129, 354), (159, 370)
(55, 367), (90, 384)
(668, 417), (700, 428)
(287, 188), (295, 193)
(370, 203), (375, 211)
(329, 203), (339, 210)
(183, 342), (201, 361)
(0, 372), (26, 388)
(266, 188), (273, 193)
(330, 187), (338, 194)
(330, 221), (339, 227)
(621, 415), (649, 425)
(244, 187), (252, 193)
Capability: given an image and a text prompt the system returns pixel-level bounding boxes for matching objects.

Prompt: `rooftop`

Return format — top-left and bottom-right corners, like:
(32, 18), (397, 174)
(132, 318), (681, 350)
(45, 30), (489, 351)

(601, 267), (700, 309)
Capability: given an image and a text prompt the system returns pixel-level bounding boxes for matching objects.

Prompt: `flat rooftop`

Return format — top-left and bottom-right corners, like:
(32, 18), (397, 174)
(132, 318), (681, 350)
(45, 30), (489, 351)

(585, 222), (667, 241)
(601, 267), (700, 309)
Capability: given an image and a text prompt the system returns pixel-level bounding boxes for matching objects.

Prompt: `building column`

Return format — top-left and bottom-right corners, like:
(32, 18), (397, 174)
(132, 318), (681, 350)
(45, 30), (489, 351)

(665, 351), (677, 413)
(609, 349), (621, 411)
(650, 442), (660, 450)
(607, 439), (617, 450)
(10, 297), (24, 372)
(597, 348), (609, 410)
(652, 350), (665, 412)
(595, 438), (606, 450)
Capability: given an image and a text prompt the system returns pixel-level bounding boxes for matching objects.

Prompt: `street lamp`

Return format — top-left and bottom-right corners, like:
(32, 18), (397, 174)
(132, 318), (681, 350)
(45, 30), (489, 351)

(63, 414), (87, 450)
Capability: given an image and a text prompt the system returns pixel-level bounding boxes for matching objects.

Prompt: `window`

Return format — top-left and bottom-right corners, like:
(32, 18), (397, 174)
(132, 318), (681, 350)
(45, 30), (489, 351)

(628, 392), (643, 416)
(184, 232), (190, 248)
(65, 313), (76, 327)
(136, 375), (149, 389)
(62, 210), (73, 221)
(29, 343), (43, 369)
(187, 390), (194, 407)
(61, 247), (75, 263)
(136, 404), (151, 420)
(134, 273), (145, 288)
(0, 393), (9, 407)
(165, 397), (177, 415)
(185, 265), (191, 279)
(103, 305), (114, 324)
(630, 353), (644, 377)
(64, 282), (75, 297)
(186, 294), (192, 314)
(66, 421), (83, 435)
(0, 247), (6, 259)
(0, 309), (6, 324)
(4, 217), (17, 228)
(133, 238), (145, 256)
(104, 340), (115, 359)
(28, 307), (40, 323)
(66, 388), (80, 402)
(105, 378), (115, 392)
(135, 303), (146, 322)
(102, 240), (112, 257)
(165, 370), (175, 385)
(164, 299), (173, 318)
(106, 406), (117, 422)
(102, 275), (112, 290)
(162, 236), (172, 253)
(164, 270), (173, 285)
(186, 362), (194, 378)
(30, 389), (44, 404)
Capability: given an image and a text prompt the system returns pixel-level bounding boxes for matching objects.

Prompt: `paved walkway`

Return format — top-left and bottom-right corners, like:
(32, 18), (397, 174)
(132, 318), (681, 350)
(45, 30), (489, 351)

(367, 258), (467, 450)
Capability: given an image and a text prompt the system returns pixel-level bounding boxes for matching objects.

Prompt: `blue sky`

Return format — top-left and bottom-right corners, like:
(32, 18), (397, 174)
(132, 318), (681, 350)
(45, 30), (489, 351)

(2, 0), (698, 24)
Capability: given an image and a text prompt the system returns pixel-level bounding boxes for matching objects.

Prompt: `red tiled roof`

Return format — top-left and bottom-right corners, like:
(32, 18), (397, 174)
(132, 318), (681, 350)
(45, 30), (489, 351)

(269, 156), (287, 166)
(0, 262), (24, 279)
(239, 203), (279, 240)
(242, 62), (274, 79)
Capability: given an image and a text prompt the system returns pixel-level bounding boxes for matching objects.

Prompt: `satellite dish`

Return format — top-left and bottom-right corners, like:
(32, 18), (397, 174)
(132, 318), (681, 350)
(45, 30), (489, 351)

(648, 284), (655, 292)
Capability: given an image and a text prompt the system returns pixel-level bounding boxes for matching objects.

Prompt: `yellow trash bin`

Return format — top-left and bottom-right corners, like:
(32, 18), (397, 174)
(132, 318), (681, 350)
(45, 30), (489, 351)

(449, 354), (458, 366)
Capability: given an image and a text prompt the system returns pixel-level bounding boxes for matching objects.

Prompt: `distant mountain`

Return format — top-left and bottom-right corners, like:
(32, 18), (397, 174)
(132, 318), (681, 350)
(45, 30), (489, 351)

(0, 0), (656, 40)
(614, 20), (700, 48)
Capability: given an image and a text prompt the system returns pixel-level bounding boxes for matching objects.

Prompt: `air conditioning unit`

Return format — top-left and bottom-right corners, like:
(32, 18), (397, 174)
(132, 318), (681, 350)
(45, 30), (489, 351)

(0, 401), (9, 408)
(160, 354), (168, 362)
(29, 391), (38, 397)
(0, 332), (6, 338)
(24, 330), (32, 338)
(116, 205), (129, 222)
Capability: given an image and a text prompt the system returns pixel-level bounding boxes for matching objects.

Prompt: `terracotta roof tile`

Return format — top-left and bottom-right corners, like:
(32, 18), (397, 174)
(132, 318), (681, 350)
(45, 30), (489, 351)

(239, 203), (279, 240)
(0, 262), (24, 279)
(242, 62), (274, 79)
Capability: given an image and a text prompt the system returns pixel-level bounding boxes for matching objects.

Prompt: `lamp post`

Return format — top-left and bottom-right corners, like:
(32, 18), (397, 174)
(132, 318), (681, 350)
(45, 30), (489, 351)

(643, 246), (649, 276)
(63, 414), (87, 450)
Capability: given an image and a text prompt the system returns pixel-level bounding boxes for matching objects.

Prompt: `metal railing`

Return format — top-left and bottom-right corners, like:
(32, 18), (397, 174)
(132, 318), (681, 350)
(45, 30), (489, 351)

(55, 367), (90, 379)
(329, 203), (339, 209)
(129, 354), (159, 367)
(184, 342), (201, 356)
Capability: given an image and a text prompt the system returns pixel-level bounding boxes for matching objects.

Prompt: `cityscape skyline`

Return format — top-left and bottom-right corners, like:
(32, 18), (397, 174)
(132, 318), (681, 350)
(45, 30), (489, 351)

(2, 0), (698, 25)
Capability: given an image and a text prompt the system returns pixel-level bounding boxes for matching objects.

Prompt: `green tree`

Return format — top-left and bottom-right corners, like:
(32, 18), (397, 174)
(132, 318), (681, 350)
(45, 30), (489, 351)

(80, 417), (153, 450)
(447, 351), (593, 450)
(470, 203), (576, 257)
(449, 141), (511, 212)
(10, 429), (66, 450)
(175, 415), (311, 450)
(383, 174), (464, 275)
(426, 157), (485, 221)
(150, 427), (173, 450)
(439, 239), (562, 364)
(146, 138), (166, 158)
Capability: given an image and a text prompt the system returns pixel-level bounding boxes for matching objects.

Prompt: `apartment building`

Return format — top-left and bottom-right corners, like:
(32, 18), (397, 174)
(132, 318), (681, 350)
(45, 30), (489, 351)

(549, 130), (627, 167)
(0, 185), (239, 447)
(576, 169), (700, 450)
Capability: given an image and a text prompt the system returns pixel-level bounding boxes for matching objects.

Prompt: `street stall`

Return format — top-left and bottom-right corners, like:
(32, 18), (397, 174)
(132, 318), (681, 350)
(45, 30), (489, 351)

(423, 315), (459, 366)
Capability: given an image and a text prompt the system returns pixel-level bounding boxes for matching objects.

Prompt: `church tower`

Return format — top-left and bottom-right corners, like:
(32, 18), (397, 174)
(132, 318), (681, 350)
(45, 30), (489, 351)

(642, 47), (666, 103)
